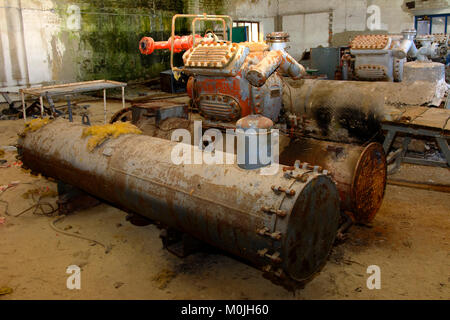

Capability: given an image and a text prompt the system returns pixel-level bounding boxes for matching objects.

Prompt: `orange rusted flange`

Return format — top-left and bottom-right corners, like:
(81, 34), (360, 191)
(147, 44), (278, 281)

(139, 37), (155, 55)
(351, 142), (387, 223)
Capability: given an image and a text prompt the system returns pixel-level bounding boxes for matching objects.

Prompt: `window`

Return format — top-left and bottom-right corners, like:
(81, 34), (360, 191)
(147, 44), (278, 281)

(415, 14), (449, 34)
(232, 21), (260, 42)
(417, 18), (430, 35)
(432, 16), (445, 34)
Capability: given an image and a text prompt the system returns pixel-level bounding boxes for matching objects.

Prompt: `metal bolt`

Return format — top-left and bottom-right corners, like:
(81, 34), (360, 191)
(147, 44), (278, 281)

(256, 227), (282, 241)
(271, 185), (295, 196)
(261, 206), (287, 217)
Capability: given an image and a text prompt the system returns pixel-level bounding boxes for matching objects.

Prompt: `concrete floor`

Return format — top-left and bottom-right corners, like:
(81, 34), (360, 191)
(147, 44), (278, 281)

(0, 99), (449, 299)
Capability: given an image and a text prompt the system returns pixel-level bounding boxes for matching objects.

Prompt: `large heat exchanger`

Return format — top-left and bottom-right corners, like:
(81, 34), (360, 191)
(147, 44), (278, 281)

(18, 120), (341, 283)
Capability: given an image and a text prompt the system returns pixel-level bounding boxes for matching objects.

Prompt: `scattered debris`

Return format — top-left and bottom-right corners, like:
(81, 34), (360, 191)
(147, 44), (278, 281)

(152, 269), (177, 289)
(402, 240), (413, 248)
(0, 181), (20, 194)
(22, 186), (58, 200)
(0, 182), (57, 217)
(1, 146), (17, 152)
(50, 215), (112, 254)
(12, 161), (22, 168)
(0, 287), (13, 296)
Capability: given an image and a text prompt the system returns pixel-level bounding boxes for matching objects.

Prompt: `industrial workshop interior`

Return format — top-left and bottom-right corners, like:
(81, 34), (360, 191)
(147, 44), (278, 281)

(0, 0), (449, 304)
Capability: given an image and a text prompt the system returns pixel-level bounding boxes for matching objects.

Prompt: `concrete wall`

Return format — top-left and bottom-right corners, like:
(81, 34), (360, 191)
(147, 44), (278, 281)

(0, 0), (226, 90)
(227, 0), (422, 60)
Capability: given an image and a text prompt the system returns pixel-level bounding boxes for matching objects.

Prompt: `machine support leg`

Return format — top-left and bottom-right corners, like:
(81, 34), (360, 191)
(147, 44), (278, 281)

(383, 129), (396, 153)
(39, 96), (44, 118)
(435, 137), (450, 167)
(121, 86), (125, 110)
(21, 91), (26, 121)
(397, 136), (411, 168)
(103, 89), (107, 124)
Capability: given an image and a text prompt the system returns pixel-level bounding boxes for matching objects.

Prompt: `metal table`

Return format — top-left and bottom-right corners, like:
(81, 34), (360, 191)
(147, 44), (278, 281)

(382, 106), (450, 172)
(20, 80), (127, 123)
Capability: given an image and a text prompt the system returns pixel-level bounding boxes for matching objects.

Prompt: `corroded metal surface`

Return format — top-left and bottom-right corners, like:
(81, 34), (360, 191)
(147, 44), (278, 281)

(236, 114), (273, 129)
(351, 142), (387, 223)
(246, 50), (305, 87)
(139, 35), (205, 55)
(184, 42), (236, 68)
(130, 117), (386, 223)
(279, 137), (386, 223)
(18, 119), (341, 282)
(281, 78), (447, 143)
(109, 107), (133, 124)
(350, 34), (390, 50)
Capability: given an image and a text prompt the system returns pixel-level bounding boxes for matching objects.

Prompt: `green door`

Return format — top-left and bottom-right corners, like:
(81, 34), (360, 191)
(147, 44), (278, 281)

(232, 26), (248, 43)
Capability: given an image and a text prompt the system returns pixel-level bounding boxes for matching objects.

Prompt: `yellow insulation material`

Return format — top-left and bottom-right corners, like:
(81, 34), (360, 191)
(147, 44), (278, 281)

(82, 122), (142, 151)
(23, 118), (52, 134)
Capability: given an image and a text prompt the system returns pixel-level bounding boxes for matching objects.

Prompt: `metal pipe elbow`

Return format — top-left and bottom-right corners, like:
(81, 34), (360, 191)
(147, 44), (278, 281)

(246, 50), (284, 87)
(279, 51), (306, 80)
(246, 50), (305, 87)
(393, 39), (418, 59)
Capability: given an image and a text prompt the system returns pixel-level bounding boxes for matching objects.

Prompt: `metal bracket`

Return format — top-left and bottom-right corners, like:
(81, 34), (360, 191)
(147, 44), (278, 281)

(382, 123), (450, 171)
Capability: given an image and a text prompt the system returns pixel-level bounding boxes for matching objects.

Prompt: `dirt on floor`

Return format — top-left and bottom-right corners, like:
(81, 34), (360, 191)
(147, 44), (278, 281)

(0, 99), (449, 300)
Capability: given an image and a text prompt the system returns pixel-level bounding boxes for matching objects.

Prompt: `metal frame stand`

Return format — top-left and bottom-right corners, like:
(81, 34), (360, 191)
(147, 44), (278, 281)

(19, 80), (127, 123)
(382, 123), (450, 174)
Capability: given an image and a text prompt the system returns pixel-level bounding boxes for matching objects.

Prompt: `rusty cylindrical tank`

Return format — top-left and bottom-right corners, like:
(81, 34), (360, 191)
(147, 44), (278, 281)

(279, 137), (387, 223)
(18, 120), (341, 282)
(123, 115), (386, 223)
(281, 78), (443, 143)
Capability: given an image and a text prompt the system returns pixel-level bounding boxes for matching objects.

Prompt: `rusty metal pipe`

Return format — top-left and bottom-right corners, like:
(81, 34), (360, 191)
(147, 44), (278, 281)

(279, 137), (387, 223)
(281, 78), (445, 143)
(139, 35), (204, 55)
(246, 50), (306, 87)
(18, 120), (341, 282)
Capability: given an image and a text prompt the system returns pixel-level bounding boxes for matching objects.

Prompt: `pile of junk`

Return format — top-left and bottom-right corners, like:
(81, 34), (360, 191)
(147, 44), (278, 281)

(17, 14), (448, 287)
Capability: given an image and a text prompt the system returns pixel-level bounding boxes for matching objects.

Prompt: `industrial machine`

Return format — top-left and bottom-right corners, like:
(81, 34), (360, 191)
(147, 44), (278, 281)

(135, 14), (387, 226)
(349, 29), (448, 82)
(140, 15), (305, 122)
(349, 29), (417, 82)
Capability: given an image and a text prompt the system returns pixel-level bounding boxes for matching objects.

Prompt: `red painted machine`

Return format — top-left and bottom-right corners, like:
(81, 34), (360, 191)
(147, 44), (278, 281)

(139, 14), (306, 122)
